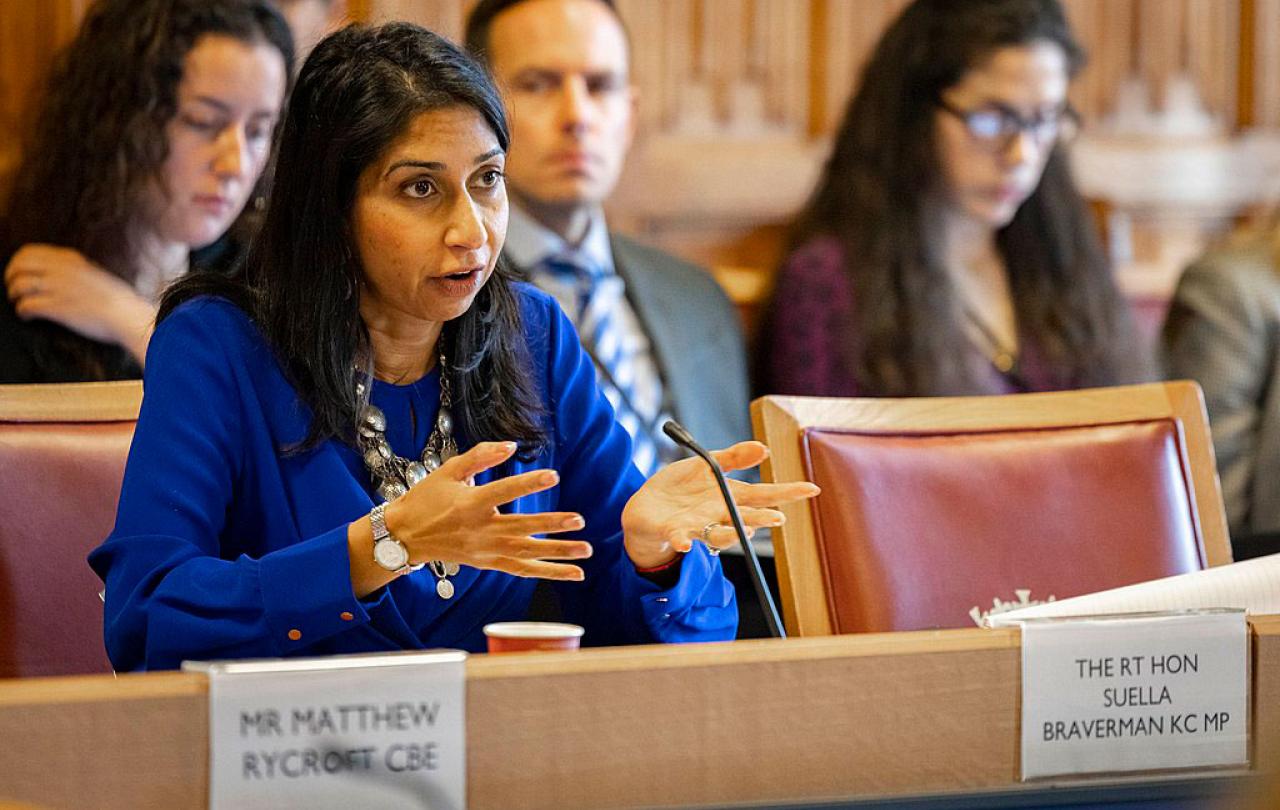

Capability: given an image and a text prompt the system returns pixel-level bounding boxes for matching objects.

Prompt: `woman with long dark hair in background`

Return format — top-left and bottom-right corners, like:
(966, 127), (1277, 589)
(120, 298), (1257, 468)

(0, 0), (292, 382)
(759, 0), (1150, 397)
(90, 22), (818, 671)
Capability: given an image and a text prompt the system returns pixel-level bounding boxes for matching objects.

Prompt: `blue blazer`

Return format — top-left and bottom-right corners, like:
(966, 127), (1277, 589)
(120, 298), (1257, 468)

(90, 286), (736, 671)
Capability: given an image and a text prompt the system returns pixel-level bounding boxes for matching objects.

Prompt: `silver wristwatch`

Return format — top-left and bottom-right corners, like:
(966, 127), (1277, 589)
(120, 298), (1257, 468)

(370, 503), (414, 575)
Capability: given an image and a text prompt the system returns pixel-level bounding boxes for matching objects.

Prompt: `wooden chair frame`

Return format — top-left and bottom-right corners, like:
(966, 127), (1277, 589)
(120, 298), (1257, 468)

(751, 381), (1233, 637)
(0, 380), (142, 423)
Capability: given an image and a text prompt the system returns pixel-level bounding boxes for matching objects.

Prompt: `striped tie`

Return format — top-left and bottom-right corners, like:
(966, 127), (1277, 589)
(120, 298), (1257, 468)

(541, 253), (665, 476)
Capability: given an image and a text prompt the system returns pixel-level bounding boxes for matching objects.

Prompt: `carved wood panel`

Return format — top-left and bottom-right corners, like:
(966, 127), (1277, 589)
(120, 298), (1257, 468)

(1063, 0), (1241, 130)
(1256, 0), (1280, 127)
(3, 0), (1274, 273)
(0, 0), (93, 192)
(349, 0), (469, 35)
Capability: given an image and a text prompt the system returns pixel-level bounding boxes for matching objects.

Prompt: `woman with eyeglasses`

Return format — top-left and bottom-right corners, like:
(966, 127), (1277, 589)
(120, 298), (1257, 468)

(758, 0), (1151, 397)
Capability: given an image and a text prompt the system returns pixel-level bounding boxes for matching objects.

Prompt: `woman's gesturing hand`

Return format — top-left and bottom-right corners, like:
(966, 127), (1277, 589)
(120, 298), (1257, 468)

(4, 244), (158, 362)
(383, 441), (591, 580)
(620, 441), (820, 570)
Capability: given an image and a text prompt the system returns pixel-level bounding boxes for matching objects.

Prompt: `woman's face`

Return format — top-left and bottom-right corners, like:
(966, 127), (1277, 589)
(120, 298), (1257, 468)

(146, 34), (287, 249)
(934, 40), (1070, 230)
(351, 106), (508, 330)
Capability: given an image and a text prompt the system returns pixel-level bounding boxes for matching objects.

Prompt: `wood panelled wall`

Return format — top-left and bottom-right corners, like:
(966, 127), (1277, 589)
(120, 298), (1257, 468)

(2, 0), (1278, 268)
(0, 0), (92, 184)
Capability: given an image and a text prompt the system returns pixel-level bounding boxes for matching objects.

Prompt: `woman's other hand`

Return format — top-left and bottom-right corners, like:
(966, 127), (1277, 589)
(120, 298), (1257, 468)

(4, 244), (157, 363)
(620, 441), (821, 570)
(349, 441), (592, 596)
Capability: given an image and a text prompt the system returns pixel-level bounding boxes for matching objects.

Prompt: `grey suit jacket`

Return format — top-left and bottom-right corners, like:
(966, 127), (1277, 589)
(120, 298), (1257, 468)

(510, 233), (752, 454)
(1163, 243), (1280, 543)
(609, 233), (751, 452)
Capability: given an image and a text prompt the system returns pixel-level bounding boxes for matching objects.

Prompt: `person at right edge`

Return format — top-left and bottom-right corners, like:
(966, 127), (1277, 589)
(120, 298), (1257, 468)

(757, 0), (1152, 398)
(1163, 217), (1280, 562)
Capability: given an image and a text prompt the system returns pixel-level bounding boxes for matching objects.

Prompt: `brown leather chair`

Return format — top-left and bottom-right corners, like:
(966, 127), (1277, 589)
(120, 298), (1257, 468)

(0, 381), (141, 677)
(752, 382), (1232, 637)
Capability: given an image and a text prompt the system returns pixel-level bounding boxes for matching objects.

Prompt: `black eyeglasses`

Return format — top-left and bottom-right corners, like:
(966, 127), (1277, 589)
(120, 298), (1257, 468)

(937, 98), (1081, 148)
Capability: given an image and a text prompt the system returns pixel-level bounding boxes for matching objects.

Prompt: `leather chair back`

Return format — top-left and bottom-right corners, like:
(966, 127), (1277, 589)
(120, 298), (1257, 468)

(753, 382), (1232, 636)
(0, 382), (141, 678)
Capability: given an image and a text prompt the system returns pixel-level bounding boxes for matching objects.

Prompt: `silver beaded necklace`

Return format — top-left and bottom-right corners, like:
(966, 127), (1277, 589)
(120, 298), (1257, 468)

(355, 351), (461, 599)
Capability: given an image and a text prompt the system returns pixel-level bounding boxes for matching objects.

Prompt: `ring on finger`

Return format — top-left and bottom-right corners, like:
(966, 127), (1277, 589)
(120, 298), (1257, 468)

(700, 521), (723, 556)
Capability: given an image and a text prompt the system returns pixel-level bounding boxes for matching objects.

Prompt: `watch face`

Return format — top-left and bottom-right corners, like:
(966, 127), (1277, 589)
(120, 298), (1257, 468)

(373, 538), (409, 570)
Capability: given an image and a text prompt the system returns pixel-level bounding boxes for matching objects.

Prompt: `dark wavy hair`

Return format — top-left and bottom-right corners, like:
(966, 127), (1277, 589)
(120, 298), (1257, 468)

(765, 0), (1149, 396)
(0, 0), (293, 381)
(161, 22), (547, 457)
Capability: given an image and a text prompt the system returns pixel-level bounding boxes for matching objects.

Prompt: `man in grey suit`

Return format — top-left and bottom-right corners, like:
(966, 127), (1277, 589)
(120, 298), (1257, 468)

(1164, 238), (1280, 561)
(464, 0), (750, 476)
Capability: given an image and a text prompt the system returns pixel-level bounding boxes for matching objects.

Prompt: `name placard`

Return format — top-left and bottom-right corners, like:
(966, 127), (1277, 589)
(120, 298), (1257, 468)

(185, 650), (466, 809)
(1017, 610), (1247, 780)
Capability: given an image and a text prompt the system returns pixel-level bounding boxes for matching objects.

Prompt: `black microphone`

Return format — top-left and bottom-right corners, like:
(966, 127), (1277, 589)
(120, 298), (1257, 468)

(662, 420), (786, 639)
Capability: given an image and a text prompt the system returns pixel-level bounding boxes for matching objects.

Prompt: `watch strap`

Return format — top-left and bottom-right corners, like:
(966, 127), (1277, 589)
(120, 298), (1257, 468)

(370, 503), (412, 575)
(370, 502), (392, 543)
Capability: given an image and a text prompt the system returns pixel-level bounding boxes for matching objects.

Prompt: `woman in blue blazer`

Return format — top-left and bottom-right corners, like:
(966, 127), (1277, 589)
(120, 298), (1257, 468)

(89, 21), (816, 672)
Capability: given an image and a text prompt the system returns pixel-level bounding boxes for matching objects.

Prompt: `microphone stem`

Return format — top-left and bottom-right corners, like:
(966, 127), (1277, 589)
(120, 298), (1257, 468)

(690, 446), (787, 639)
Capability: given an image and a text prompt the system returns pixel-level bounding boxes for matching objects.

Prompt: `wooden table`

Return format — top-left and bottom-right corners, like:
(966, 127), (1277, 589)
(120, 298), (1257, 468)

(2, 618), (1277, 809)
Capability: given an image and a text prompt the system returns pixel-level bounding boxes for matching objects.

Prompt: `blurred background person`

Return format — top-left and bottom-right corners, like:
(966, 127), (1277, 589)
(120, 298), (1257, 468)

(1163, 219), (1280, 562)
(757, 0), (1151, 398)
(0, 0), (292, 383)
(465, 0), (750, 477)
